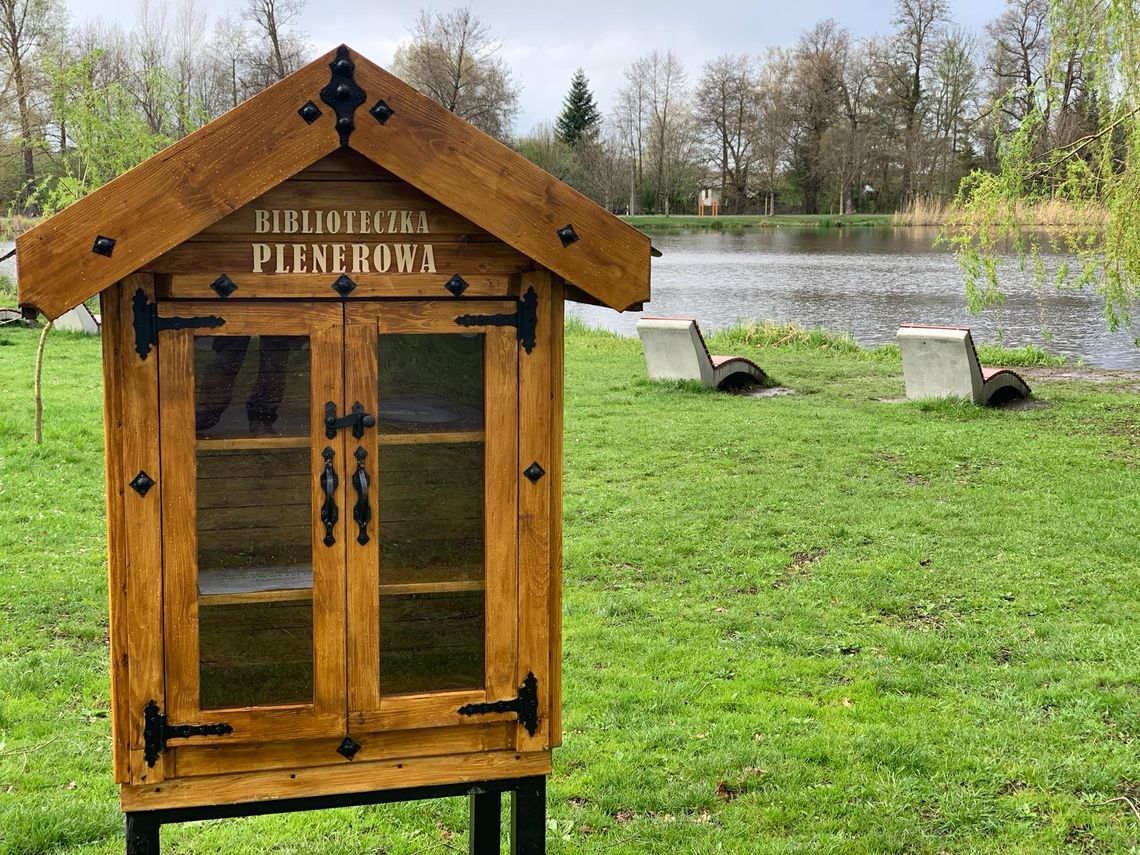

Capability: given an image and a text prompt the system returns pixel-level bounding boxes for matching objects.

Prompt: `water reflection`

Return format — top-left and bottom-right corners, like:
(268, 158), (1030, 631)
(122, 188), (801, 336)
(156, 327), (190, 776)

(570, 228), (1140, 369)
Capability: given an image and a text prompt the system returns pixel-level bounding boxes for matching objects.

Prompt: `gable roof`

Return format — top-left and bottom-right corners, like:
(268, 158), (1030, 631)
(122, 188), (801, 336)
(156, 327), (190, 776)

(16, 46), (652, 319)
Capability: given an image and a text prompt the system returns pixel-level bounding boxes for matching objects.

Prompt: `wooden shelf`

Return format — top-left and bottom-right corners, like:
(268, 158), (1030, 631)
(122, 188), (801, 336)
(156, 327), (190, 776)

(380, 579), (485, 596)
(378, 430), (484, 445)
(197, 563), (485, 605)
(197, 436), (310, 451)
(200, 587), (312, 607)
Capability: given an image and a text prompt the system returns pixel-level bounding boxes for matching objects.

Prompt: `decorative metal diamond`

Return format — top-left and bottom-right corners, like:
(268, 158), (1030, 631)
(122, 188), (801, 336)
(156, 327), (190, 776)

(523, 461), (545, 483)
(556, 224), (579, 247)
(298, 101), (322, 124)
(331, 274), (357, 296)
(209, 274), (237, 298)
(444, 274), (469, 297)
(336, 736), (361, 760)
(369, 99), (394, 124)
(92, 235), (116, 257)
(129, 471), (155, 496)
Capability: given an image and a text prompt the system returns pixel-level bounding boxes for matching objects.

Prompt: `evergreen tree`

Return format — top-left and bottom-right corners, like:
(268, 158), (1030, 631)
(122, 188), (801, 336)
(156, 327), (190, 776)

(555, 68), (601, 146)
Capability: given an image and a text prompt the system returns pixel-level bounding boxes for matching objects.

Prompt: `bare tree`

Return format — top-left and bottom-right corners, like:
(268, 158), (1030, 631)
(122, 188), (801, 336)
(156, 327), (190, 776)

(755, 49), (794, 216)
(575, 129), (626, 211)
(986, 0), (1048, 128)
(891, 0), (949, 203)
(612, 57), (649, 213)
(644, 50), (692, 215)
(829, 37), (874, 214)
(0, 0), (63, 204)
(926, 29), (980, 197)
(788, 20), (847, 214)
(392, 6), (519, 141)
(695, 54), (760, 213)
(244, 0), (306, 86)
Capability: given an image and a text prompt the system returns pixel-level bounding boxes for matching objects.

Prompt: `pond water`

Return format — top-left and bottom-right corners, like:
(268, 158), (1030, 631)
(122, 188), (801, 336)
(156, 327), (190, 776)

(570, 228), (1140, 369)
(6, 230), (1139, 367)
(0, 240), (15, 285)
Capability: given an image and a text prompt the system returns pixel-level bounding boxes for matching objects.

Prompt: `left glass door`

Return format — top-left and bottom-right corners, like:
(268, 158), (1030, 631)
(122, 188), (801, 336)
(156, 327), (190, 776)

(158, 302), (347, 745)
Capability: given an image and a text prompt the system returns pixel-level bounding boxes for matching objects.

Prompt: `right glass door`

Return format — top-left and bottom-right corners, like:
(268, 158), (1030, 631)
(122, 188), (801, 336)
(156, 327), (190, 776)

(345, 303), (519, 734)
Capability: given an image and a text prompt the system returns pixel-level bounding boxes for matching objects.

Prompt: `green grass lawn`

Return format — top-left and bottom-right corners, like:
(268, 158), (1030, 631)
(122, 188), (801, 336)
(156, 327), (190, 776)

(2, 323), (1139, 853)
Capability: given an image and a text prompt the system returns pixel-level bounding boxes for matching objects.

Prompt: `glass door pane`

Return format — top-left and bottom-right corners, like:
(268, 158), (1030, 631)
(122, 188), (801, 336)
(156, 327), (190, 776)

(377, 333), (487, 694)
(194, 334), (314, 709)
(160, 303), (345, 745)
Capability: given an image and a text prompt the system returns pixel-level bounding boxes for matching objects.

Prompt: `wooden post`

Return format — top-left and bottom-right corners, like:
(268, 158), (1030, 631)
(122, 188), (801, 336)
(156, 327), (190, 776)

(469, 789), (502, 854)
(124, 813), (159, 855)
(510, 776), (545, 855)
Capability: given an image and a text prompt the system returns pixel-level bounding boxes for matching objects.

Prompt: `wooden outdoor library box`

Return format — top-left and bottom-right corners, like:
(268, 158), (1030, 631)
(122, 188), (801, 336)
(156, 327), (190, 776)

(15, 46), (650, 848)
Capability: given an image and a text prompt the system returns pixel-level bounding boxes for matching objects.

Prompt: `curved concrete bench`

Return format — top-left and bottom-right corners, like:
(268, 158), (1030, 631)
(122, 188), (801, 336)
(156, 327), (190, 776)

(897, 324), (1030, 405)
(636, 317), (767, 389)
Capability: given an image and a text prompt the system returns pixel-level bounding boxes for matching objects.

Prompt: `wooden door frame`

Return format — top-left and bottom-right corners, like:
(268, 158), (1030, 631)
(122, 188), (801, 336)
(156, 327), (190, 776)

(157, 301), (347, 746)
(344, 300), (519, 734)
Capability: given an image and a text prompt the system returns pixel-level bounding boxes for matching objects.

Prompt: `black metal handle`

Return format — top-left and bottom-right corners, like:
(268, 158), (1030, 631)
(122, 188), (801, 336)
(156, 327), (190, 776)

(320, 446), (338, 546)
(325, 401), (376, 439)
(352, 447), (371, 545)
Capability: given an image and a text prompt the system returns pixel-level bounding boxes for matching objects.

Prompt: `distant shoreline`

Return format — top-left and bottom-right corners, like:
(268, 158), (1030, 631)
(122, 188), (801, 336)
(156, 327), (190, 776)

(623, 213), (904, 231)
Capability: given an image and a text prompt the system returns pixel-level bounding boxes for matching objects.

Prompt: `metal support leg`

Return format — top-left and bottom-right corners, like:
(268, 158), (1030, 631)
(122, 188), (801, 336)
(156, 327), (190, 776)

(510, 776), (545, 855)
(125, 813), (160, 855)
(469, 789), (502, 854)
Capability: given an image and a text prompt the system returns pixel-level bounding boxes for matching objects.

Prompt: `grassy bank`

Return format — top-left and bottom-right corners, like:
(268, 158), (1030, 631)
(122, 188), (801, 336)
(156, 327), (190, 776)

(2, 324), (1139, 853)
(627, 199), (1109, 233)
(624, 214), (898, 231)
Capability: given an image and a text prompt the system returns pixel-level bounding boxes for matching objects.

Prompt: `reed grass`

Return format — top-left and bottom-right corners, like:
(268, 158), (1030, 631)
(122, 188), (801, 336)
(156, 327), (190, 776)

(896, 197), (1109, 229)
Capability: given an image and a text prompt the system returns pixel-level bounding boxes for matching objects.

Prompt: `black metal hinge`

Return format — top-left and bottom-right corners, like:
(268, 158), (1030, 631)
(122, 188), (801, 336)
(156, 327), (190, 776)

(455, 286), (538, 354)
(132, 289), (224, 360)
(457, 672), (539, 736)
(142, 700), (232, 767)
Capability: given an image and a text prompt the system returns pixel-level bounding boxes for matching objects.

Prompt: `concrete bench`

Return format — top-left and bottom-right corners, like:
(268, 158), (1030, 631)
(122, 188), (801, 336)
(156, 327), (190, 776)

(636, 317), (767, 389)
(53, 304), (100, 335)
(897, 324), (1030, 405)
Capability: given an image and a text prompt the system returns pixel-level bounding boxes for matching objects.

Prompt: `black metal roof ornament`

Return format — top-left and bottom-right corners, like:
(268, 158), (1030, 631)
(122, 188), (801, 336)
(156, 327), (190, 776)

(297, 101), (322, 124)
(444, 274), (469, 297)
(556, 224), (579, 247)
(92, 235), (116, 257)
(320, 45), (366, 147)
(331, 274), (357, 296)
(210, 274), (237, 298)
(369, 99), (394, 125)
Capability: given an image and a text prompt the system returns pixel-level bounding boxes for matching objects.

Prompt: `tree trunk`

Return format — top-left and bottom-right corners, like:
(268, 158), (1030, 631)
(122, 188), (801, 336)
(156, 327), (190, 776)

(6, 19), (35, 202)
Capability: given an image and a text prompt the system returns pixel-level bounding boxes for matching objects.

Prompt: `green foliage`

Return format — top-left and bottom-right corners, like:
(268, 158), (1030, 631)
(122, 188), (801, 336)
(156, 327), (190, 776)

(554, 68), (601, 147)
(0, 274), (14, 303)
(24, 51), (177, 216)
(943, 0), (1140, 340)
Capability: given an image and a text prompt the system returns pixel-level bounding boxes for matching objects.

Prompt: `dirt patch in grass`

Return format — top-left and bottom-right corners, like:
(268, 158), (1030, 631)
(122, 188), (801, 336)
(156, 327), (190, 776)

(729, 384), (795, 398)
(775, 547), (828, 586)
(1020, 366), (1140, 386)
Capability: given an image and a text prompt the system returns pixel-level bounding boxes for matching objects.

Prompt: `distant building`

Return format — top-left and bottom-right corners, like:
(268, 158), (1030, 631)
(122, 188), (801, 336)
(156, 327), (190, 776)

(697, 187), (721, 217)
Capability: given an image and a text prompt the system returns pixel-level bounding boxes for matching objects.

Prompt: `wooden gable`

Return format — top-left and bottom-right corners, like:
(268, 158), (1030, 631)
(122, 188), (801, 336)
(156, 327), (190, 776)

(15, 46), (651, 320)
(146, 149), (535, 300)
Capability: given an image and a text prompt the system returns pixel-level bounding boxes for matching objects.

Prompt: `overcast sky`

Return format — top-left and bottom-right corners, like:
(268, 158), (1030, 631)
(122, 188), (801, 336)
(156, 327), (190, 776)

(62, 0), (1000, 133)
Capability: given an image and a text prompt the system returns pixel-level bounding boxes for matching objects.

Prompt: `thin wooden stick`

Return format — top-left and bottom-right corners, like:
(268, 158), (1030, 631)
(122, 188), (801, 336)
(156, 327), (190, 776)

(1096, 796), (1140, 823)
(33, 319), (52, 445)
